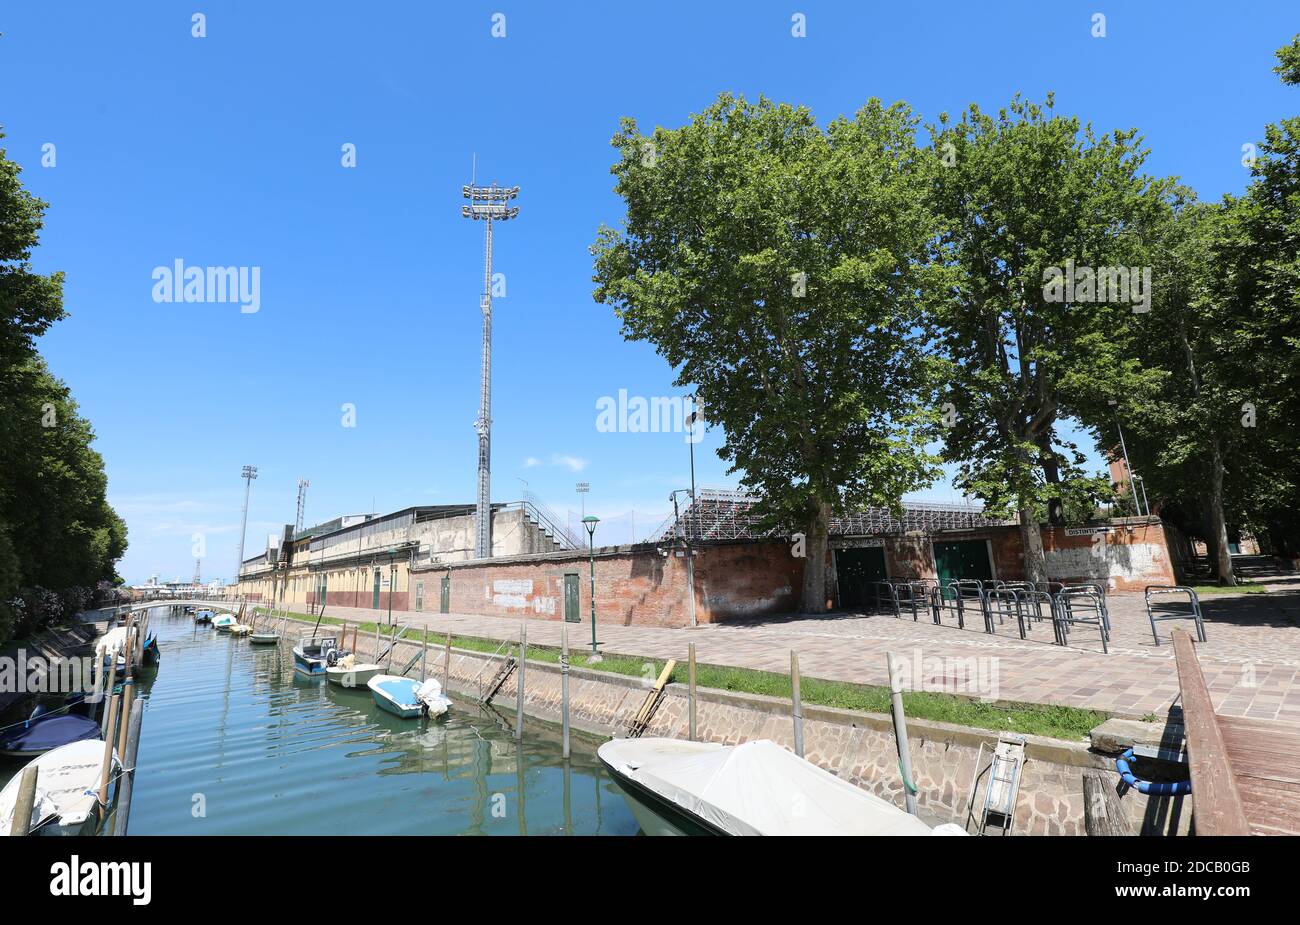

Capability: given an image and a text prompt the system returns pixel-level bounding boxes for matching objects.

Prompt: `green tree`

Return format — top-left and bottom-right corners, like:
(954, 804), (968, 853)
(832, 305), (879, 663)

(592, 95), (943, 612)
(927, 96), (1174, 583)
(0, 133), (127, 640)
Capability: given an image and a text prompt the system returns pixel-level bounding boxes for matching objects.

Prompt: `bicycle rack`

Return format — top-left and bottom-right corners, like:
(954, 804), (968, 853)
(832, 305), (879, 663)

(1144, 585), (1206, 645)
(1055, 585), (1110, 653)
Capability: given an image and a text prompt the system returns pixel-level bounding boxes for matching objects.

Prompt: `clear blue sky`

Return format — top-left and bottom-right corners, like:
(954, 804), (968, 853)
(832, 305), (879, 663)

(1, 2), (1294, 583)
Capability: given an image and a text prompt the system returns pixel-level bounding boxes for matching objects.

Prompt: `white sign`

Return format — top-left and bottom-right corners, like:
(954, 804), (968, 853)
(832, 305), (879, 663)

(1064, 526), (1112, 536)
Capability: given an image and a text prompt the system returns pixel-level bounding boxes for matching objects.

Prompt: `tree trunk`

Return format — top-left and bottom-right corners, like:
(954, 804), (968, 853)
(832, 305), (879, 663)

(800, 501), (832, 613)
(1207, 443), (1236, 586)
(1018, 503), (1047, 585)
(1036, 431), (1064, 525)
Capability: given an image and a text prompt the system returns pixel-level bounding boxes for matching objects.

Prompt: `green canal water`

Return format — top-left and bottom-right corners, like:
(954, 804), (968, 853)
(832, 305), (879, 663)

(6, 608), (641, 835)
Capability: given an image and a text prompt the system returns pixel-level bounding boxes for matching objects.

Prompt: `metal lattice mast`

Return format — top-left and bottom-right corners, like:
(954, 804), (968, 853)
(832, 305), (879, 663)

(295, 478), (309, 533)
(192, 557), (201, 589)
(237, 464), (258, 577)
(462, 181), (519, 559)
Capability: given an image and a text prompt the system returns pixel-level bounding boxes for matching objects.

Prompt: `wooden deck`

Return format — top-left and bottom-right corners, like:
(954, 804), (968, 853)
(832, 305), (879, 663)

(1174, 630), (1300, 835)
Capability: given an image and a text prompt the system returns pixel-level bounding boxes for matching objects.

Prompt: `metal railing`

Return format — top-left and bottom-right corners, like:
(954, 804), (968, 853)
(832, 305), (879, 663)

(519, 490), (585, 550)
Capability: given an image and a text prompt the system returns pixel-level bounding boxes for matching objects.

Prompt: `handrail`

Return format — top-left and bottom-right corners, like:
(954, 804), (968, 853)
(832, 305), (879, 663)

(519, 490), (585, 549)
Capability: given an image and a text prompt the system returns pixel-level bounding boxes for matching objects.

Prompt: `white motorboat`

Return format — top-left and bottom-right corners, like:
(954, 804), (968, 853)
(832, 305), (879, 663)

(325, 654), (384, 689)
(0, 739), (120, 836)
(367, 675), (452, 719)
(292, 634), (345, 676)
(598, 738), (965, 836)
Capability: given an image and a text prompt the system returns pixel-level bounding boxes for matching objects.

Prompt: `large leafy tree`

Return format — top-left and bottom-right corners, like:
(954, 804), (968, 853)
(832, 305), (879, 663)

(592, 95), (943, 612)
(0, 133), (126, 640)
(926, 96), (1174, 583)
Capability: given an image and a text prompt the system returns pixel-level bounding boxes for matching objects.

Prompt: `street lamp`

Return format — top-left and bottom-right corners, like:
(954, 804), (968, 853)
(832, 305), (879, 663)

(386, 547), (397, 626)
(582, 515), (600, 658)
(1107, 399), (1146, 517)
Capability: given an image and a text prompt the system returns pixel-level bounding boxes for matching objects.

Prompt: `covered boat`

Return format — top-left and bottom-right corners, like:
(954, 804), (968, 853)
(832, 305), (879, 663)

(0, 739), (119, 836)
(326, 653), (384, 688)
(599, 738), (963, 836)
(0, 712), (102, 757)
(367, 675), (452, 718)
(212, 614), (238, 633)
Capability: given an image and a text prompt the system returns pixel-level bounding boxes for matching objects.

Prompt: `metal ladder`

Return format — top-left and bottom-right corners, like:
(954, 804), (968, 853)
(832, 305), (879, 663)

(964, 734), (1026, 835)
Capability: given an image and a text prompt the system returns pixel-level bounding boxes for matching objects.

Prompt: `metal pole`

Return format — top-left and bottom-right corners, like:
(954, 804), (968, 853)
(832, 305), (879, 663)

(588, 533), (599, 657)
(791, 651), (805, 758)
(1114, 418), (1145, 516)
(237, 465), (257, 579)
(113, 698), (145, 836)
(685, 549), (698, 629)
(515, 622), (526, 740)
(688, 642), (697, 742)
(10, 766), (38, 836)
(561, 622), (571, 759)
(886, 651), (919, 815)
(474, 217), (494, 560)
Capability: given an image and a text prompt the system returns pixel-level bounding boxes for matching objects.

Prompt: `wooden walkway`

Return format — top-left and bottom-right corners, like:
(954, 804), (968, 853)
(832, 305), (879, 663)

(1174, 630), (1300, 835)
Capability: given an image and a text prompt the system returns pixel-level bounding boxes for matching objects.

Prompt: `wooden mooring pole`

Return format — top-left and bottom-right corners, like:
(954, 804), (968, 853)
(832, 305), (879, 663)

(10, 766), (39, 836)
(113, 698), (145, 836)
(98, 693), (120, 804)
(443, 630), (452, 690)
(688, 642), (697, 742)
(791, 650), (804, 758)
(516, 623), (526, 740)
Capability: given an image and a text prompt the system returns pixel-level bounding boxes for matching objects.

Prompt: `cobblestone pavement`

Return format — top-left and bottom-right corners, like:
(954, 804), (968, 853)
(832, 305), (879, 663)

(285, 580), (1300, 723)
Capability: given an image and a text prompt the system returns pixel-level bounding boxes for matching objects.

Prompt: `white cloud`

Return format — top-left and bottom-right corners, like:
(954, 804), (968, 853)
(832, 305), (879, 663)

(552, 454), (588, 472)
(523, 456), (541, 468)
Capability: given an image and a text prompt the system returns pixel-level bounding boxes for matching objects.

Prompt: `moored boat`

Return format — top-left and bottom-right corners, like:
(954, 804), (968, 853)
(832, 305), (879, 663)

(0, 739), (120, 836)
(292, 635), (345, 676)
(367, 675), (452, 718)
(326, 654), (384, 689)
(194, 609), (213, 624)
(598, 737), (965, 836)
(212, 614), (238, 633)
(0, 696), (102, 757)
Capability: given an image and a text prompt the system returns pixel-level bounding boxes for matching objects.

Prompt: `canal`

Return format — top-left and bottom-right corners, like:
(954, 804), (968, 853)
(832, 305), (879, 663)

(47, 608), (639, 835)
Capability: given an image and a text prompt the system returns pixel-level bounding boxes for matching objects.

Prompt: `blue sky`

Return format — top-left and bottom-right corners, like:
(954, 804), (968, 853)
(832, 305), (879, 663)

(1, 2), (1294, 583)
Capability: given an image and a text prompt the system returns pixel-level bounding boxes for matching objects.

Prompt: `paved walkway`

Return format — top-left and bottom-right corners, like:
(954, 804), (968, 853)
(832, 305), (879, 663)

(264, 580), (1300, 725)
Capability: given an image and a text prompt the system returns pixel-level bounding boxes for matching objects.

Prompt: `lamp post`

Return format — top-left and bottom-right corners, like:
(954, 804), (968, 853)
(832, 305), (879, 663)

(1107, 399), (1146, 516)
(685, 410), (699, 505)
(386, 547), (397, 626)
(582, 516), (600, 659)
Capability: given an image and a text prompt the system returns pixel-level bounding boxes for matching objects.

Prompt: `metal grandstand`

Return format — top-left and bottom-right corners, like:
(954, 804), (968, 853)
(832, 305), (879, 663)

(653, 488), (1005, 542)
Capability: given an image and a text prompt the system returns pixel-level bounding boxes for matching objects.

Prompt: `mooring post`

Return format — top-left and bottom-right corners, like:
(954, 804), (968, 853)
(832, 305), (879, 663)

(791, 650), (805, 758)
(100, 658), (118, 733)
(886, 651), (919, 815)
(374, 623), (380, 661)
(516, 622), (526, 740)
(10, 765), (39, 836)
(688, 642), (697, 742)
(443, 630), (452, 690)
(116, 623), (136, 762)
(421, 633), (428, 682)
(98, 693), (120, 804)
(114, 698), (146, 836)
(561, 622), (571, 759)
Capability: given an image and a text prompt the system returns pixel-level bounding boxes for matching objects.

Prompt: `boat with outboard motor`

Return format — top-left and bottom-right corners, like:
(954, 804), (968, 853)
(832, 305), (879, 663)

(0, 695), (102, 757)
(366, 675), (452, 718)
(292, 635), (347, 676)
(599, 737), (967, 836)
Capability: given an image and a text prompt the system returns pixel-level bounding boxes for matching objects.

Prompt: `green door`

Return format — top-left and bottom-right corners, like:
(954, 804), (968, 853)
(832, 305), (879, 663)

(934, 540), (993, 591)
(439, 575), (450, 613)
(372, 568), (381, 609)
(564, 573), (581, 622)
(835, 547), (887, 608)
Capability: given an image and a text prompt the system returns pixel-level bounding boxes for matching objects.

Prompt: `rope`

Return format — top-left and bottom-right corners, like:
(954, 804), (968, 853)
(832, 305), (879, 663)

(898, 757), (918, 795)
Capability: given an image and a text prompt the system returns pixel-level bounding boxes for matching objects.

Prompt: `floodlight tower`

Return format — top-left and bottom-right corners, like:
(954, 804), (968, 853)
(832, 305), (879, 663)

(461, 181), (520, 559)
(237, 465), (258, 578)
(295, 478), (310, 533)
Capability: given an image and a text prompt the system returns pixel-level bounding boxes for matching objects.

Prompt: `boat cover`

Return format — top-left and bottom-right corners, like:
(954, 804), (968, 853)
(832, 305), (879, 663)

(0, 714), (102, 754)
(0, 739), (113, 835)
(604, 738), (937, 836)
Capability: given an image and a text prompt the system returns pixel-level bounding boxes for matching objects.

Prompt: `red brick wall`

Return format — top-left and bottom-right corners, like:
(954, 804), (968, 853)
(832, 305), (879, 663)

(411, 540), (803, 628)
